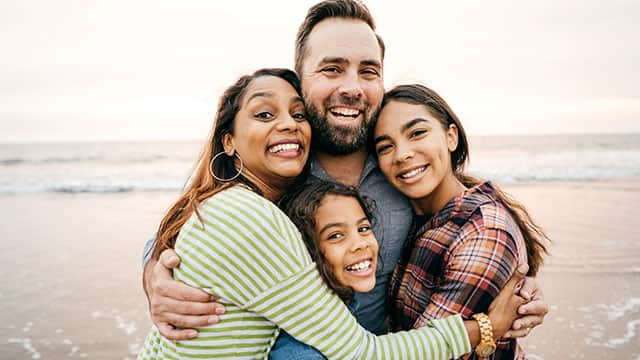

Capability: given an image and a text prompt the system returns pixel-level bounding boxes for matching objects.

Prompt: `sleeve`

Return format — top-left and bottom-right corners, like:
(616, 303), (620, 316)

(141, 233), (157, 267)
(176, 188), (472, 359)
(414, 226), (520, 328)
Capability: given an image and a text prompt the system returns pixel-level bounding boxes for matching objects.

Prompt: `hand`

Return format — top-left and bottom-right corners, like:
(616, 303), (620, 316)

(504, 276), (549, 338)
(143, 248), (225, 340)
(487, 264), (528, 339)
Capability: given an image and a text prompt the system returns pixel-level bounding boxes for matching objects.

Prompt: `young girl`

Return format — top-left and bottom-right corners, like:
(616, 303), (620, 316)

(271, 179), (529, 359)
(373, 84), (549, 359)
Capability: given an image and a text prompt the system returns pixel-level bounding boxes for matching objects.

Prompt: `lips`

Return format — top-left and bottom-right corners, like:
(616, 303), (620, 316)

(267, 143), (300, 153)
(345, 258), (373, 272)
(329, 106), (362, 119)
(397, 164), (429, 183)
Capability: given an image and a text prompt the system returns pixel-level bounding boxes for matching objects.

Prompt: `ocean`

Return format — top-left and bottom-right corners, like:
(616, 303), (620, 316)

(1, 133), (639, 194)
(1, 134), (639, 359)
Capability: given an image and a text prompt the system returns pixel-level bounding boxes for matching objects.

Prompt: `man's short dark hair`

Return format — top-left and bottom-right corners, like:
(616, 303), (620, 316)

(294, 0), (386, 75)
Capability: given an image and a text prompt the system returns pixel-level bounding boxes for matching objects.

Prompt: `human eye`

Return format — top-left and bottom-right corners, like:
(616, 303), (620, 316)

(321, 66), (341, 75)
(291, 109), (307, 121)
(410, 128), (428, 138)
(327, 232), (344, 241)
(358, 224), (372, 233)
(254, 111), (274, 121)
(361, 68), (380, 78)
(375, 143), (392, 155)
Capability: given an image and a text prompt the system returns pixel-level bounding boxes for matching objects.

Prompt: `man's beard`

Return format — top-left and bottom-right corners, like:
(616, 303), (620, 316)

(306, 98), (375, 156)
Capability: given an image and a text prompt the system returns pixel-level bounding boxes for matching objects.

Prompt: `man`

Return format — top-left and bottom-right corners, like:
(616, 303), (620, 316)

(143, 0), (547, 347)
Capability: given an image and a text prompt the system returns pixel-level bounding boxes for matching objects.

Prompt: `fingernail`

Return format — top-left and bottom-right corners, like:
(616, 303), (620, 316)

(504, 332), (511, 338)
(215, 307), (225, 315)
(187, 330), (198, 338)
(513, 323), (521, 330)
(521, 291), (531, 300)
(170, 256), (179, 263)
(208, 316), (219, 324)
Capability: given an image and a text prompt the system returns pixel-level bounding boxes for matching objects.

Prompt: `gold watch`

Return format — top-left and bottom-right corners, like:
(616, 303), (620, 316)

(472, 313), (497, 357)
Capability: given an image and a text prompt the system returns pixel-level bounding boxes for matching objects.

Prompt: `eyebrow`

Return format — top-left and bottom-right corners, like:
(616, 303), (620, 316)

(245, 91), (274, 104)
(317, 57), (382, 70)
(373, 118), (430, 144)
(318, 216), (369, 236)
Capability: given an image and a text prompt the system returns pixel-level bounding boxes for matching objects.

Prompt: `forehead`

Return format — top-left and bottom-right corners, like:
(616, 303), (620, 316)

(242, 76), (299, 103)
(304, 18), (381, 68)
(316, 194), (365, 223)
(376, 101), (436, 132)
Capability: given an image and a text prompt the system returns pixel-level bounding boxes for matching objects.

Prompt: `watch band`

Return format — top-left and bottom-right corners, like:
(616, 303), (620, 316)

(472, 312), (497, 357)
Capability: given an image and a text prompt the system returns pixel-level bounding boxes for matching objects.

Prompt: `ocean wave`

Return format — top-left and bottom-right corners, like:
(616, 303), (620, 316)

(0, 155), (174, 166)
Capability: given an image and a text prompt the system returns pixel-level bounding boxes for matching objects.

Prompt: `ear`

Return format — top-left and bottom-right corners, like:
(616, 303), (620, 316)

(446, 124), (459, 153)
(222, 133), (236, 156)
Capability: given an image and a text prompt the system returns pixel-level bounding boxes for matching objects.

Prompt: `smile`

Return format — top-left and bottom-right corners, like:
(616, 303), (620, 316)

(399, 165), (428, 180)
(345, 259), (372, 272)
(329, 106), (361, 118)
(267, 143), (300, 154)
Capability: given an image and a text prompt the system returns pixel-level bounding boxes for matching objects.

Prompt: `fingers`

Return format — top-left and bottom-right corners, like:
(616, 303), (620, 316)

(502, 263), (529, 295)
(152, 297), (223, 317)
(518, 298), (549, 317)
(157, 323), (198, 341)
(159, 248), (181, 269)
(153, 277), (218, 302)
(518, 275), (543, 301)
(504, 327), (531, 339)
(161, 312), (221, 328)
(512, 314), (545, 331)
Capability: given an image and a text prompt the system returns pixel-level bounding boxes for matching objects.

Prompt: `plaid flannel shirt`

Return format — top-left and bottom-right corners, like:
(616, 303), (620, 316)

(389, 182), (528, 359)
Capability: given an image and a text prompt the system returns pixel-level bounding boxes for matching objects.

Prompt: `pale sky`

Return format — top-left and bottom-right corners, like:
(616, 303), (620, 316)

(1, 0), (638, 142)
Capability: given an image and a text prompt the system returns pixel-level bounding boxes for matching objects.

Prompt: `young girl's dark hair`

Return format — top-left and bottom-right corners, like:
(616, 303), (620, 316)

(279, 179), (376, 303)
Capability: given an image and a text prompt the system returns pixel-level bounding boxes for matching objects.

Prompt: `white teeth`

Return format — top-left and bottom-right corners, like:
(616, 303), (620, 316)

(331, 107), (360, 117)
(346, 260), (371, 272)
(268, 143), (300, 153)
(400, 166), (426, 179)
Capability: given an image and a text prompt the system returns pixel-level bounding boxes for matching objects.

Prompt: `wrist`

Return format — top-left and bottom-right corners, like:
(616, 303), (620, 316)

(472, 313), (497, 357)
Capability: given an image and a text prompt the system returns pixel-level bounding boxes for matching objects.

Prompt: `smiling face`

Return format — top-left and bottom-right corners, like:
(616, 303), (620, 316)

(314, 194), (378, 292)
(223, 75), (311, 198)
(299, 18), (384, 155)
(374, 100), (461, 214)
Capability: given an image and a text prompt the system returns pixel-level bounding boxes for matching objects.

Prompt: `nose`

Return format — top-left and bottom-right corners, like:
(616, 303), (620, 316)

(338, 70), (364, 99)
(350, 233), (370, 253)
(393, 144), (414, 164)
(275, 113), (298, 132)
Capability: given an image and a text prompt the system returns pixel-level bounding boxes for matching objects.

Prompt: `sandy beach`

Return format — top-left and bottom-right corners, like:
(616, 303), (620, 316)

(1, 180), (639, 359)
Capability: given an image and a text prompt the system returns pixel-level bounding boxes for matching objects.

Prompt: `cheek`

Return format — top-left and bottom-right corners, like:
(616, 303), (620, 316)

(364, 82), (384, 106)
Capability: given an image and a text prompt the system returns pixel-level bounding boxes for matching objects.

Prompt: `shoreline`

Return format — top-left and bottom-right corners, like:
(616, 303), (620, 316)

(1, 179), (638, 359)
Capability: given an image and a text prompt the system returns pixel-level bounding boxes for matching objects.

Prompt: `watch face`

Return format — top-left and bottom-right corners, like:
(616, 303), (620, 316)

(477, 343), (497, 357)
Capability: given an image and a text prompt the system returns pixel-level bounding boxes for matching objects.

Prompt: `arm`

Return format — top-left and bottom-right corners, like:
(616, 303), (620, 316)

(413, 227), (519, 326)
(141, 235), (224, 340)
(174, 188), (500, 359)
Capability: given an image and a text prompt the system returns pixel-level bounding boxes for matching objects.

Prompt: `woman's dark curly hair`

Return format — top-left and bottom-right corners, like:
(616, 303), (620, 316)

(279, 179), (376, 304)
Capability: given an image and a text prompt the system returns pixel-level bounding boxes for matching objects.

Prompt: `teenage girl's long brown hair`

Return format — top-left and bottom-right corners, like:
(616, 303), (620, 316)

(151, 68), (303, 261)
(374, 84), (549, 276)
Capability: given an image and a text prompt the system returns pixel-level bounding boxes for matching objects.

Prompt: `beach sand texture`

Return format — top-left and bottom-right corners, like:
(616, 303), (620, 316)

(1, 181), (639, 359)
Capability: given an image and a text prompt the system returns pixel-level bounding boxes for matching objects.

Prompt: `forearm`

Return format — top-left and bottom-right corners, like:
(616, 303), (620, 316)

(251, 264), (472, 359)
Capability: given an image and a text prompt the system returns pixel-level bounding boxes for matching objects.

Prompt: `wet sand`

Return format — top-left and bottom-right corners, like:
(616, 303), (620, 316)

(1, 180), (639, 359)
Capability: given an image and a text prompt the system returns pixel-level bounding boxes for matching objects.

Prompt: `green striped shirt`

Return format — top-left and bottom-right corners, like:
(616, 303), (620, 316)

(139, 185), (471, 359)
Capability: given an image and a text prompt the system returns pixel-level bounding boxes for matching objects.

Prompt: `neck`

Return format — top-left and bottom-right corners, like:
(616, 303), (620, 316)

(412, 172), (467, 215)
(316, 148), (369, 187)
(242, 174), (291, 203)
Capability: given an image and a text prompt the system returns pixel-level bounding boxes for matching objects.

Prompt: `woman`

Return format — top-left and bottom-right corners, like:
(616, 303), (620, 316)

(138, 69), (527, 359)
(373, 84), (549, 359)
